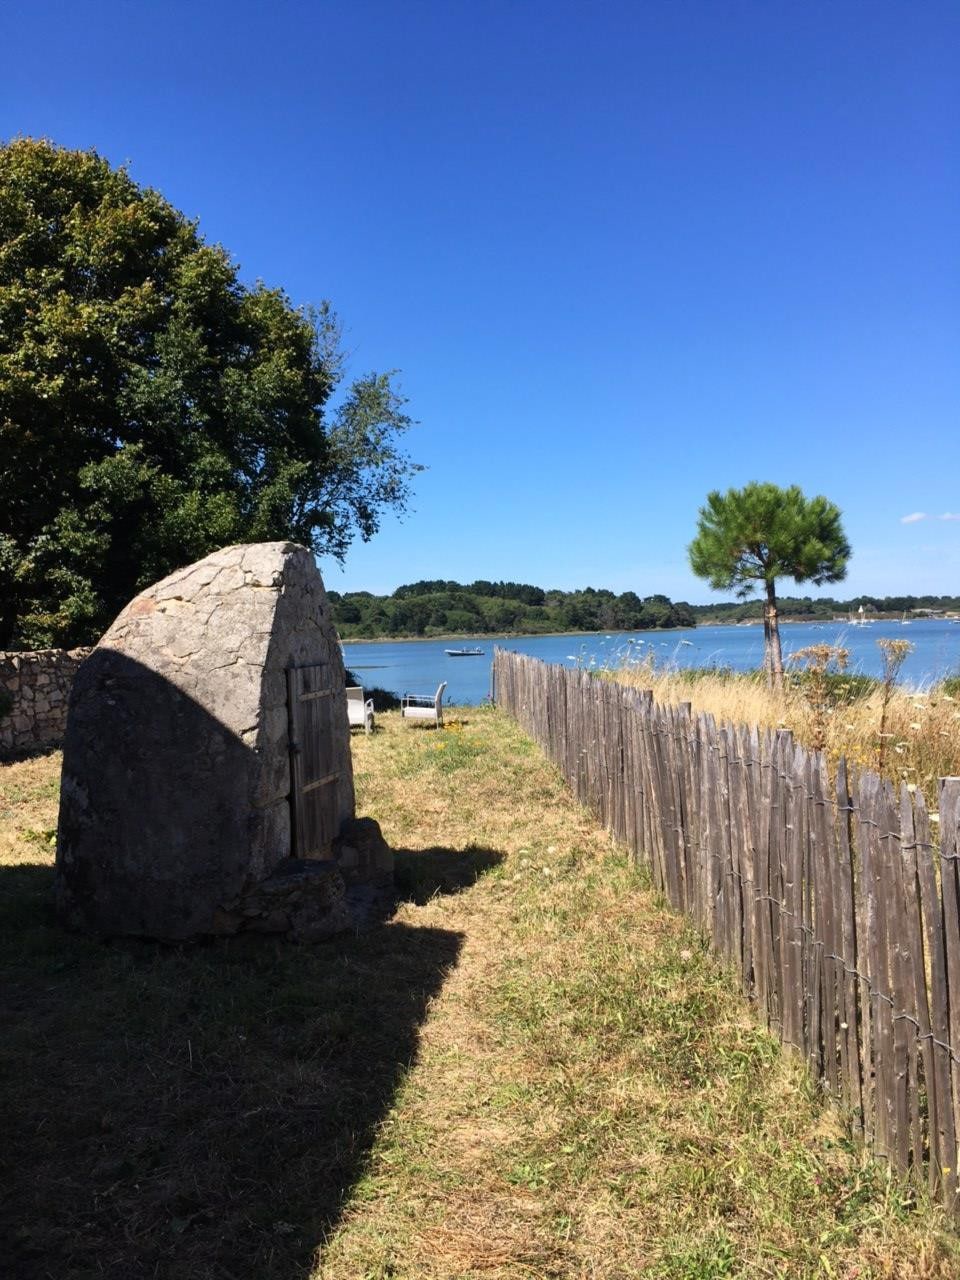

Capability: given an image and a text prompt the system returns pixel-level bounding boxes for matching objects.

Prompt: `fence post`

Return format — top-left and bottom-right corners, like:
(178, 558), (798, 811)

(938, 777), (960, 1212)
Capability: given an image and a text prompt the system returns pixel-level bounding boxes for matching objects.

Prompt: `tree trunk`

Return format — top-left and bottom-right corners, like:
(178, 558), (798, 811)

(764, 580), (784, 690)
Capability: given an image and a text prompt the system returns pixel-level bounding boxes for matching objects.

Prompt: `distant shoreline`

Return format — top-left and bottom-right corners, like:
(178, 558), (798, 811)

(340, 629), (625, 646)
(338, 616), (958, 645)
(340, 620), (806, 645)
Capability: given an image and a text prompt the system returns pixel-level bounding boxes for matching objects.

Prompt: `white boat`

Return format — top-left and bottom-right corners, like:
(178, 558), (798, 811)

(445, 647), (485, 657)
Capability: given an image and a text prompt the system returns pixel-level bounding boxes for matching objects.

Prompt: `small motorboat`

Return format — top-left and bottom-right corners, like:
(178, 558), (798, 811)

(445, 647), (485, 657)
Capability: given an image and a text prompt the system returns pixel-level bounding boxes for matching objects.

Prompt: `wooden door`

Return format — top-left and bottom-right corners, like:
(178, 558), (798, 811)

(286, 663), (341, 858)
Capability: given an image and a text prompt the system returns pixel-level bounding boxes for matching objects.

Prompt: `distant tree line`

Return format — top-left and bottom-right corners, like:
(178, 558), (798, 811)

(328, 582), (697, 638)
(329, 582), (960, 639)
(690, 595), (960, 624)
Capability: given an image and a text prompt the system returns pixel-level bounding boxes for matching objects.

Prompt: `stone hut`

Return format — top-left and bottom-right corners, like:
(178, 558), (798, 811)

(56, 543), (390, 941)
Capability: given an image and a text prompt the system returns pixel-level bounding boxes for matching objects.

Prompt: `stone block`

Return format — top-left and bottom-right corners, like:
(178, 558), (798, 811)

(55, 543), (366, 942)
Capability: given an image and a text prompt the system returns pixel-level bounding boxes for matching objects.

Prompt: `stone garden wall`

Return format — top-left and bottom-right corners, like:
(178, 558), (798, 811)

(0, 648), (93, 758)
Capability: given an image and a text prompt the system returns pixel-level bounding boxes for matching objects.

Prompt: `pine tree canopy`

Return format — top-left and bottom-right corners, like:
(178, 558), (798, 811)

(688, 482), (850, 597)
(688, 481), (850, 685)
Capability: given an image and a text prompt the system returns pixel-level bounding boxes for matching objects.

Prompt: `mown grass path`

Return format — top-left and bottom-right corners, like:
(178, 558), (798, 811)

(321, 709), (956, 1279)
(1, 710), (957, 1279)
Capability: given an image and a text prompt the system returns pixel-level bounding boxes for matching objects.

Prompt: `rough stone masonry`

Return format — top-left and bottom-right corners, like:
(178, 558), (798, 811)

(0, 648), (93, 757)
(55, 543), (392, 941)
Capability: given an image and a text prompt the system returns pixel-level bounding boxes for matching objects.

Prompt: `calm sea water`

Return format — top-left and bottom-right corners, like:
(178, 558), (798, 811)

(342, 619), (960, 707)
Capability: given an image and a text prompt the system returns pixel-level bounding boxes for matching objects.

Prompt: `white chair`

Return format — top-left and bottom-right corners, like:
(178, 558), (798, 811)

(401, 681), (447, 728)
(346, 686), (375, 734)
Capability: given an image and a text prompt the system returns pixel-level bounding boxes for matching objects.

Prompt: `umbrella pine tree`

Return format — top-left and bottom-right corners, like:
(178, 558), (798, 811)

(688, 482), (850, 687)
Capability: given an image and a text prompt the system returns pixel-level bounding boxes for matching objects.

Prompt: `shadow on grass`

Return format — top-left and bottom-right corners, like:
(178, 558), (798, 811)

(0, 862), (464, 1279)
(0, 743), (62, 766)
(394, 844), (504, 905)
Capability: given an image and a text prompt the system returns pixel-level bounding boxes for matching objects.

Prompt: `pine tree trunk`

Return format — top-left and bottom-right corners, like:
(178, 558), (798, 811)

(764, 580), (784, 689)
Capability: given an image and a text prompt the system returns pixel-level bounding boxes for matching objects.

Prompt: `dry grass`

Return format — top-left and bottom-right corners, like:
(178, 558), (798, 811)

(608, 658), (960, 805)
(321, 711), (957, 1278)
(1, 749), (464, 1279)
(2, 714), (958, 1278)
(0, 749), (61, 865)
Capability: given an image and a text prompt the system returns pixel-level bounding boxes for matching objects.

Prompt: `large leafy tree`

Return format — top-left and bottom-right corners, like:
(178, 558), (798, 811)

(0, 138), (421, 646)
(688, 482), (850, 686)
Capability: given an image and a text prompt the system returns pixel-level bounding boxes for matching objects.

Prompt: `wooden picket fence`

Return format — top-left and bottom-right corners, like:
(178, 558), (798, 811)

(493, 648), (960, 1211)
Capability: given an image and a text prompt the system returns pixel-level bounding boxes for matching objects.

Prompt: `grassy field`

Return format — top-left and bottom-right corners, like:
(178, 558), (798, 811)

(2, 711), (958, 1278)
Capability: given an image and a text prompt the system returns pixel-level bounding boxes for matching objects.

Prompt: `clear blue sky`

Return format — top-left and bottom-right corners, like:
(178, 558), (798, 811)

(3, 1), (958, 602)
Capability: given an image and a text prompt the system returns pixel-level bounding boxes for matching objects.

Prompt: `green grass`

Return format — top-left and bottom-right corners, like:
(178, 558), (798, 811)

(321, 710), (957, 1278)
(1, 712), (957, 1279)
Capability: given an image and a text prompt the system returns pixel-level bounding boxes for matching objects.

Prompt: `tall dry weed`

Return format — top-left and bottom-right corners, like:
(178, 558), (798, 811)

(608, 648), (960, 805)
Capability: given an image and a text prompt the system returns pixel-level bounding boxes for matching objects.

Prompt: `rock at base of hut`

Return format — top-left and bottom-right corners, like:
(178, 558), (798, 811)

(214, 860), (351, 941)
(211, 818), (395, 942)
(332, 817), (396, 930)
